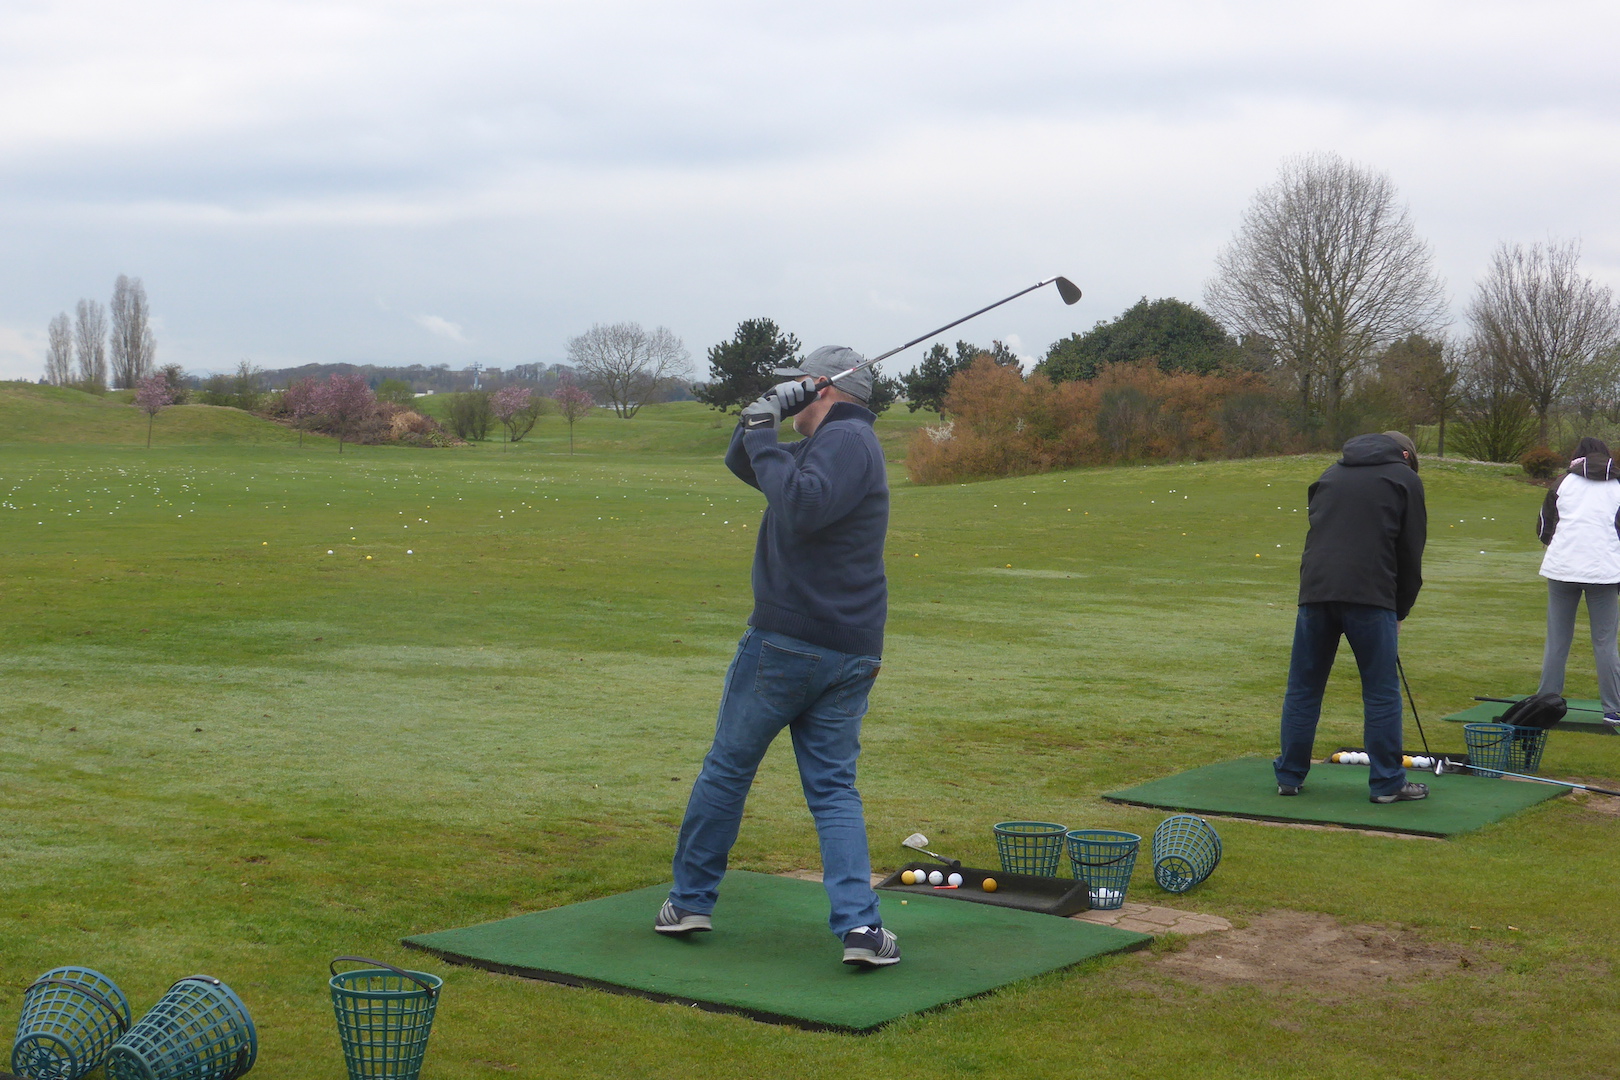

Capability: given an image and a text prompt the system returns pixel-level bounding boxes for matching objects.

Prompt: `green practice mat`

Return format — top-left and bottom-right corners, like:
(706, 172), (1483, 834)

(402, 870), (1150, 1032)
(1442, 695), (1616, 735)
(1103, 757), (1568, 837)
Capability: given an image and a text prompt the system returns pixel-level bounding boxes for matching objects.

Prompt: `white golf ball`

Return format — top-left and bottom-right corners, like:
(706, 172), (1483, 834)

(928, 870), (944, 886)
(947, 872), (963, 887)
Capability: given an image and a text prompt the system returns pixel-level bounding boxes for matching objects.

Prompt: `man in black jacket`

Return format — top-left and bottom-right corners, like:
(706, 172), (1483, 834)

(1275, 431), (1430, 803)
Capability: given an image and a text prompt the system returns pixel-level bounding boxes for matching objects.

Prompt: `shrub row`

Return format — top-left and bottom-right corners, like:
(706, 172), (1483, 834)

(906, 358), (1300, 484)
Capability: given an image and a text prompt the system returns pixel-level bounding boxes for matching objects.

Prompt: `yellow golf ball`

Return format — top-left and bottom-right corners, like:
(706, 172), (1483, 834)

(982, 877), (998, 893)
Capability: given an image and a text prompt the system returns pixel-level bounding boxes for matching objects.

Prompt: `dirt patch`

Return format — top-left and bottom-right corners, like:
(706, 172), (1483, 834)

(1141, 911), (1485, 998)
(1568, 785), (1620, 816)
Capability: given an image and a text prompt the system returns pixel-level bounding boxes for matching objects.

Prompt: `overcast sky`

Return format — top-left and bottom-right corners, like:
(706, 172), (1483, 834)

(2, 0), (1617, 382)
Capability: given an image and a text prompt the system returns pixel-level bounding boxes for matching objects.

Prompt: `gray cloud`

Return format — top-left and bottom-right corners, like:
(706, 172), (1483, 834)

(2, 1), (1618, 379)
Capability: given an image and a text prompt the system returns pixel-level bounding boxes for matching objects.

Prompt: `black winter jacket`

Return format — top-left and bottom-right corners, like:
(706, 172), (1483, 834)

(1297, 434), (1427, 619)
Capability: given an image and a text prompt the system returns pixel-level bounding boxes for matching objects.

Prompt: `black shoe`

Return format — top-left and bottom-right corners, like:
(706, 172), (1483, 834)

(841, 925), (900, 967)
(1371, 782), (1429, 804)
(654, 900), (712, 935)
(1277, 784), (1302, 796)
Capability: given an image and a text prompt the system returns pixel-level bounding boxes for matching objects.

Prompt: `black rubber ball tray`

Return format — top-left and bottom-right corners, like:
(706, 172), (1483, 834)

(876, 862), (1092, 917)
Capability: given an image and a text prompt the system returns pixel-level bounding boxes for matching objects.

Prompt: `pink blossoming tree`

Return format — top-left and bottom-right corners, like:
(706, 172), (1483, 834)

(491, 384), (539, 447)
(552, 378), (593, 455)
(316, 374), (375, 453)
(134, 372), (174, 448)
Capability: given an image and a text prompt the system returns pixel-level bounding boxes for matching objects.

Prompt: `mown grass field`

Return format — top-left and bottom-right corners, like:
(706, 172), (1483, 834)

(2, 382), (1617, 1079)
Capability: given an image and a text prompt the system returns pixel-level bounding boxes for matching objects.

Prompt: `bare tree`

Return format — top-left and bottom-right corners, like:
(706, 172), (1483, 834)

(1205, 153), (1447, 441)
(109, 275), (157, 388)
(44, 314), (74, 385)
(1466, 239), (1620, 444)
(74, 299), (108, 389)
(566, 322), (690, 418)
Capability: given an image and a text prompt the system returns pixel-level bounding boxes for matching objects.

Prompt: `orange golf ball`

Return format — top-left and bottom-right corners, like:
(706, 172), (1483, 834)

(982, 877), (998, 893)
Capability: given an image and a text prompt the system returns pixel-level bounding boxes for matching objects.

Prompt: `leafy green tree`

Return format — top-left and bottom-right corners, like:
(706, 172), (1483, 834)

(900, 340), (1019, 415)
(694, 318), (801, 413)
(1039, 297), (1242, 383)
(376, 378), (417, 407)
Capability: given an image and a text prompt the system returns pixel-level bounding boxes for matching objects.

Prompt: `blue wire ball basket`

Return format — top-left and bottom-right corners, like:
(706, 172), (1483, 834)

(1151, 814), (1222, 894)
(1064, 829), (1141, 910)
(12, 966), (131, 1080)
(1463, 722), (1547, 778)
(105, 975), (256, 1080)
(992, 821), (1068, 877)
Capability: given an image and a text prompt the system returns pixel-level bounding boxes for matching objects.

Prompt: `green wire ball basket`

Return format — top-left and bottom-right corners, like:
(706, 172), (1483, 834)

(12, 967), (131, 1080)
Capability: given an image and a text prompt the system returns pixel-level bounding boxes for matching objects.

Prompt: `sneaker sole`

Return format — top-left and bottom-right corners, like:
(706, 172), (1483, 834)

(655, 919), (712, 935)
(1369, 794), (1428, 804)
(842, 950), (900, 967)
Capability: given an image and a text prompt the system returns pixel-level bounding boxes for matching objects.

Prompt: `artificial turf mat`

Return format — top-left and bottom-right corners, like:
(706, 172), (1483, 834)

(401, 870), (1150, 1032)
(1442, 695), (1617, 735)
(1102, 757), (1568, 837)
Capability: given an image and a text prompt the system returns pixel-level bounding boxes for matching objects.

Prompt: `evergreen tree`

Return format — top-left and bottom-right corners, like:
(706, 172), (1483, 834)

(693, 318), (801, 413)
(1039, 297), (1242, 382)
(900, 340), (1019, 415)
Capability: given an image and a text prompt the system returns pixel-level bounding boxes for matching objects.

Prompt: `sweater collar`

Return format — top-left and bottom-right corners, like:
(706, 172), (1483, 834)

(822, 401), (876, 427)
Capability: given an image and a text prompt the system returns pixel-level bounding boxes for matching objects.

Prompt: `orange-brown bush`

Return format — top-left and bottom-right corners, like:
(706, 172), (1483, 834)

(906, 358), (1298, 484)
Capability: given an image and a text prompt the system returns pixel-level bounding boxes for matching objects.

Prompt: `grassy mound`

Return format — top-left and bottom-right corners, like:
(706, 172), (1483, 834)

(0, 382), (303, 445)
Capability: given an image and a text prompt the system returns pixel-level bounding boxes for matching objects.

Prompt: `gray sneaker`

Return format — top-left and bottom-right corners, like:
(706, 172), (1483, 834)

(841, 925), (900, 967)
(1277, 784), (1302, 796)
(1370, 781), (1429, 804)
(654, 900), (712, 935)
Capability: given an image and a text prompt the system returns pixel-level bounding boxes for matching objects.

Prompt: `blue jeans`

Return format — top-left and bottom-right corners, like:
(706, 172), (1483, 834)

(1275, 602), (1407, 796)
(670, 628), (882, 937)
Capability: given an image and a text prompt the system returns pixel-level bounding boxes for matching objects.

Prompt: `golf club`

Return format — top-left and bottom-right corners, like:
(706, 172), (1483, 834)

(901, 832), (961, 869)
(1396, 656), (1432, 756)
(1438, 758), (1620, 797)
(1474, 695), (1606, 716)
(768, 276), (1083, 409)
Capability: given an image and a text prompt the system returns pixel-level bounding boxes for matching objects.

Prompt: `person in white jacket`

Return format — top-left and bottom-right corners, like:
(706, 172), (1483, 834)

(1536, 436), (1620, 729)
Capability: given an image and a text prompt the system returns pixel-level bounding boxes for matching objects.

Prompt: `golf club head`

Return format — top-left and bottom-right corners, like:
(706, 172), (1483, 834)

(901, 833), (929, 851)
(1054, 276), (1082, 305)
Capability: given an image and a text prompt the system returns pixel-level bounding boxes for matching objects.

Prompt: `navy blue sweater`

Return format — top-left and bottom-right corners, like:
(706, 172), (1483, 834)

(725, 401), (888, 656)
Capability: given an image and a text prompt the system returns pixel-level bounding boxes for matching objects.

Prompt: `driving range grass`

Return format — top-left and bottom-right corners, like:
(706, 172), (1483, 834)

(3, 387), (1618, 1078)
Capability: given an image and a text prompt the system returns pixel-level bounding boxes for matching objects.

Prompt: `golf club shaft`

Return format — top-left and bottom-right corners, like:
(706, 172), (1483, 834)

(1454, 761), (1620, 797)
(1396, 656), (1431, 756)
(812, 276), (1081, 392)
(1474, 696), (1605, 715)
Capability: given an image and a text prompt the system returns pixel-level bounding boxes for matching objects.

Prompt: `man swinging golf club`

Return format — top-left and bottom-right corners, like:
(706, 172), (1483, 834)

(1275, 431), (1431, 804)
(656, 347), (898, 968)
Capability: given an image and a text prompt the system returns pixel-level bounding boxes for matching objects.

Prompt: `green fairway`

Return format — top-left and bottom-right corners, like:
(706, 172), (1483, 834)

(3, 391), (1620, 1077)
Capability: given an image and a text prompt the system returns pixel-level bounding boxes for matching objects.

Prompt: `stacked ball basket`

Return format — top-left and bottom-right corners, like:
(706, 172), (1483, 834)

(12, 970), (254, 1080)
